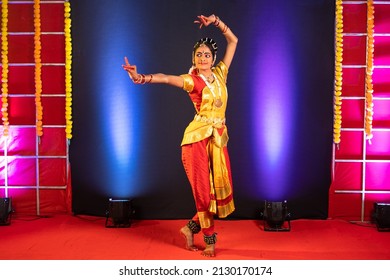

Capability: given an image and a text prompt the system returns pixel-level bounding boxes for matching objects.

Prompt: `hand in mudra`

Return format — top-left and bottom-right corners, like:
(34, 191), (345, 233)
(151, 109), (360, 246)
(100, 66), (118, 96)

(194, 14), (216, 29)
(122, 57), (139, 81)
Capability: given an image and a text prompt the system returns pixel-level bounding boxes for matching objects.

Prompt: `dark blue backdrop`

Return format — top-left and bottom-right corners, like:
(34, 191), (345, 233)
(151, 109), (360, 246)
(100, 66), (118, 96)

(70, 0), (335, 219)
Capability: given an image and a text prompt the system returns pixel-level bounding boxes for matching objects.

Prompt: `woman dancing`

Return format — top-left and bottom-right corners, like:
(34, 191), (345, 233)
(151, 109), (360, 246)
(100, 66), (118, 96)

(122, 14), (238, 257)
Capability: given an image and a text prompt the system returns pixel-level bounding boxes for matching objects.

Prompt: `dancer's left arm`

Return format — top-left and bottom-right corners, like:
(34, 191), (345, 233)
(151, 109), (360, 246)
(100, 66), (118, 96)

(195, 14), (238, 69)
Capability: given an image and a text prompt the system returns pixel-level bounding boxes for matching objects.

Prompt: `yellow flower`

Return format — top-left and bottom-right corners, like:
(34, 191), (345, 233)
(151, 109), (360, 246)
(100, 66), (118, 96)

(64, 1), (73, 140)
(365, 0), (375, 142)
(1, 0), (9, 137)
(34, 0), (43, 137)
(333, 0), (343, 145)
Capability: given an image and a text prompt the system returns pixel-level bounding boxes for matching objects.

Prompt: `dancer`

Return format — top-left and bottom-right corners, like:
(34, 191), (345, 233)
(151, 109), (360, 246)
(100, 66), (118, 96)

(122, 14), (238, 257)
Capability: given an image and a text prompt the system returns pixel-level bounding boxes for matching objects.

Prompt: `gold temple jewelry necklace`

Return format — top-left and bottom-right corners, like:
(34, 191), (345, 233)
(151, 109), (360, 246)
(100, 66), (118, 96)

(199, 73), (223, 108)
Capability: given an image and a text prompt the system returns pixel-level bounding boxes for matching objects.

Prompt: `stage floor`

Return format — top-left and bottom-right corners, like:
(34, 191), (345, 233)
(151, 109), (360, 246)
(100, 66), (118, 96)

(1, 214), (390, 260)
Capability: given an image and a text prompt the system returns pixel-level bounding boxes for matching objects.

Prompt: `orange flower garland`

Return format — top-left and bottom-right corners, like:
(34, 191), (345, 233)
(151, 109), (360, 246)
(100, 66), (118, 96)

(1, 0), (9, 137)
(333, 0), (343, 145)
(34, 0), (43, 137)
(365, 0), (375, 143)
(64, 1), (72, 140)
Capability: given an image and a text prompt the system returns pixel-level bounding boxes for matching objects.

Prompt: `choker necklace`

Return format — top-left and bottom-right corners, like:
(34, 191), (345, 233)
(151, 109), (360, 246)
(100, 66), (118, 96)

(205, 74), (214, 83)
(199, 73), (223, 108)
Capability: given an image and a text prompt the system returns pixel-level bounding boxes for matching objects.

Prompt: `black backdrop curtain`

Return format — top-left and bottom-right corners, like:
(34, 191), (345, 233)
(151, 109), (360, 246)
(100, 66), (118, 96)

(70, 0), (334, 220)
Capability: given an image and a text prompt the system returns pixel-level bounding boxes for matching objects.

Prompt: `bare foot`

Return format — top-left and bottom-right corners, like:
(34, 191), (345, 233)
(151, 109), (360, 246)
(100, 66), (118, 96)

(201, 244), (215, 257)
(180, 226), (198, 251)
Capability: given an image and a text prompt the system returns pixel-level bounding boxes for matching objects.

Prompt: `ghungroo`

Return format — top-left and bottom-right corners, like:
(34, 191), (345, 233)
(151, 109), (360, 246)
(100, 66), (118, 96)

(204, 233), (217, 245)
(187, 220), (201, 234)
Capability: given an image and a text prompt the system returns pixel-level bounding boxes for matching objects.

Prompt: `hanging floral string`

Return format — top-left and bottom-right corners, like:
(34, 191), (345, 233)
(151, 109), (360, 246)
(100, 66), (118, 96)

(1, 0), (9, 137)
(365, 0), (375, 143)
(333, 0), (343, 145)
(34, 0), (43, 137)
(64, 1), (72, 140)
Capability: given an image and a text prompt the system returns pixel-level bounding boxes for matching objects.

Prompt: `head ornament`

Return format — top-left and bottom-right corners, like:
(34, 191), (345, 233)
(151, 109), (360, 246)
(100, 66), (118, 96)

(192, 37), (218, 64)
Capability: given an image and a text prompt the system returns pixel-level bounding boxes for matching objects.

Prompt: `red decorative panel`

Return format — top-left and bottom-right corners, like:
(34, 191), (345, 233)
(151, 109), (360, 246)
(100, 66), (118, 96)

(332, 162), (363, 191)
(41, 35), (65, 63)
(7, 158), (37, 186)
(7, 127), (36, 156)
(366, 162), (390, 190)
(335, 131), (363, 159)
(342, 67), (365, 97)
(39, 158), (66, 186)
(41, 3), (65, 32)
(42, 66), (66, 94)
(7, 66), (35, 94)
(42, 97), (66, 125)
(330, 2), (390, 221)
(374, 36), (390, 65)
(39, 189), (70, 214)
(39, 128), (67, 156)
(375, 4), (390, 33)
(328, 193), (363, 220)
(7, 189), (38, 214)
(343, 4), (367, 33)
(343, 36), (367, 66)
(373, 68), (390, 97)
(7, 97), (36, 125)
(8, 35), (34, 63)
(1, 1), (71, 216)
(372, 100), (390, 128)
(0, 157), (6, 184)
(8, 4), (34, 32)
(366, 131), (390, 159)
(340, 99), (365, 128)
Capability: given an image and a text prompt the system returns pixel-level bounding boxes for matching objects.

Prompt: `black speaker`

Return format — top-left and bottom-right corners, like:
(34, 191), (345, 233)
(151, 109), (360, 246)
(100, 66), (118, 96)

(0, 197), (12, 226)
(373, 202), (390, 232)
(105, 198), (132, 228)
(261, 200), (291, 231)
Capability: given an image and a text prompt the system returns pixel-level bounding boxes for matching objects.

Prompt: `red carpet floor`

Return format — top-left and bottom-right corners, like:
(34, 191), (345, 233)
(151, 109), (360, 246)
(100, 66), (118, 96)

(0, 214), (390, 260)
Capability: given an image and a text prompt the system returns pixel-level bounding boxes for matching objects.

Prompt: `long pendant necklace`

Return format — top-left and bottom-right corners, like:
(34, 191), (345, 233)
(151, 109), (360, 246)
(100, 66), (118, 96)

(199, 73), (223, 108)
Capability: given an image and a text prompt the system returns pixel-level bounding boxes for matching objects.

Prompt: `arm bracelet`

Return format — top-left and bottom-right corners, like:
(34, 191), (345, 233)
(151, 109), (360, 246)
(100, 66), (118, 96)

(222, 24), (229, 34)
(213, 15), (220, 27)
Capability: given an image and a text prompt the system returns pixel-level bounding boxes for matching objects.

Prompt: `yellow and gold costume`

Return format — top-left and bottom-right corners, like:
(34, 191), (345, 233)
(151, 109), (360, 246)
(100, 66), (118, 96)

(180, 61), (235, 235)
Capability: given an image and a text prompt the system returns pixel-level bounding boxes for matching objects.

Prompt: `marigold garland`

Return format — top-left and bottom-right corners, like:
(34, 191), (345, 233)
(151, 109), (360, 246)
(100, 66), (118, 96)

(34, 0), (43, 137)
(333, 0), (343, 145)
(365, 0), (375, 143)
(1, 0), (9, 137)
(64, 1), (73, 140)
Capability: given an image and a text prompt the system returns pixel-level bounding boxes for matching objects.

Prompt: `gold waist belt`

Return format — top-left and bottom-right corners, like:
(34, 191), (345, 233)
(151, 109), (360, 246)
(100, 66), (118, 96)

(194, 114), (226, 128)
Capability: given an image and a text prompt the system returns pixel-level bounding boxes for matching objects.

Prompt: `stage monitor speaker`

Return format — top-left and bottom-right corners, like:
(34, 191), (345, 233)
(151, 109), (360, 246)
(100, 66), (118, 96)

(261, 200), (291, 232)
(105, 198), (132, 228)
(373, 202), (390, 232)
(0, 197), (12, 226)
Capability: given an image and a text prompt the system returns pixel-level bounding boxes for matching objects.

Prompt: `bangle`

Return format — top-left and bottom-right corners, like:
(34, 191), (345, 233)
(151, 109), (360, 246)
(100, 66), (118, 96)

(133, 74), (146, 84)
(213, 16), (220, 27)
(133, 74), (142, 83)
(140, 74), (146, 84)
(222, 24), (229, 34)
(133, 74), (152, 84)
